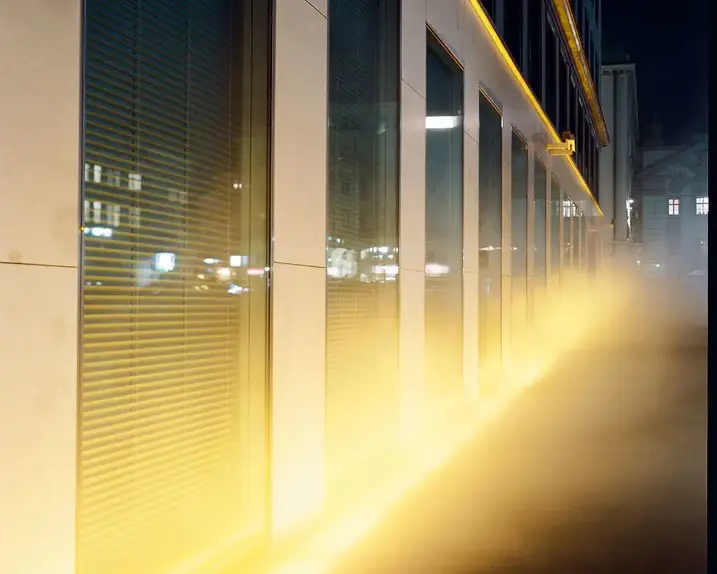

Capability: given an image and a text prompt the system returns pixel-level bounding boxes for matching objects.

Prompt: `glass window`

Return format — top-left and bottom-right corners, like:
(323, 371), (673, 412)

(586, 132), (593, 191)
(580, 104), (587, 175)
(545, 20), (558, 126)
(326, 0), (400, 475)
(79, 1), (271, 571)
(558, 53), (568, 135)
(551, 177), (561, 276)
(593, 144), (600, 202)
(478, 92), (503, 381)
(570, 80), (578, 141)
(575, 102), (582, 171)
(696, 197), (709, 215)
(480, 0), (496, 21)
(426, 29), (464, 396)
(504, 0), (524, 69)
(668, 198), (680, 215)
(527, 0), (544, 103)
(534, 158), (547, 290)
(511, 131), (528, 336)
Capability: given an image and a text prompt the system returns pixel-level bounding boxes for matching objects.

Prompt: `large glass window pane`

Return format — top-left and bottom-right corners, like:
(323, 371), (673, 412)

(511, 131), (528, 339)
(551, 177), (561, 277)
(533, 158), (547, 317)
(478, 92), (503, 382)
(570, 80), (577, 139)
(504, 0), (524, 68)
(79, 2), (271, 572)
(527, 0), (544, 103)
(480, 0), (496, 21)
(545, 20), (558, 126)
(426, 30), (464, 397)
(326, 0), (400, 476)
(558, 53), (568, 134)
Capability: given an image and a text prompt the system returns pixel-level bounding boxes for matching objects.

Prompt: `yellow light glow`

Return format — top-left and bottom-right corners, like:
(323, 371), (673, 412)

(250, 270), (630, 574)
(466, 0), (604, 217)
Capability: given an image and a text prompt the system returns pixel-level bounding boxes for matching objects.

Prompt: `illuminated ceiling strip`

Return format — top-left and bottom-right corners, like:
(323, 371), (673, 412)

(551, 0), (610, 146)
(466, 0), (604, 217)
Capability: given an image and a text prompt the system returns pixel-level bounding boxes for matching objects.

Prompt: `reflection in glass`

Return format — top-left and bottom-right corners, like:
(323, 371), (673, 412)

(478, 92), (503, 383)
(326, 0), (400, 475)
(426, 30), (463, 397)
(533, 158), (547, 319)
(511, 131), (529, 338)
(79, 2), (270, 572)
(551, 177), (561, 278)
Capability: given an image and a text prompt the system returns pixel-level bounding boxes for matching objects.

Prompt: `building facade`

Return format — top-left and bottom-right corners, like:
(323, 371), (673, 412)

(0, 1), (607, 573)
(599, 62), (639, 264)
(633, 136), (709, 277)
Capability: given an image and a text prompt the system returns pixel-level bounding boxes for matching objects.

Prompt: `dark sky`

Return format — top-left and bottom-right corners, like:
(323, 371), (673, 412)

(601, 0), (708, 144)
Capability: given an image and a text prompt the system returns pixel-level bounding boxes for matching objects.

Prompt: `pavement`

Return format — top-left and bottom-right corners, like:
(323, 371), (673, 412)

(329, 281), (708, 574)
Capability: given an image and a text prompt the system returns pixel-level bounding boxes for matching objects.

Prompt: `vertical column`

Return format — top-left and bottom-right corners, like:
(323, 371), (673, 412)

(0, 3), (81, 574)
(271, 0), (328, 533)
(500, 113), (512, 372)
(399, 0), (427, 437)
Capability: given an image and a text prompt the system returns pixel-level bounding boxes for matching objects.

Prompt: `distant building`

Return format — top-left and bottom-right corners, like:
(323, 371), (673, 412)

(633, 135), (708, 277)
(598, 63), (639, 264)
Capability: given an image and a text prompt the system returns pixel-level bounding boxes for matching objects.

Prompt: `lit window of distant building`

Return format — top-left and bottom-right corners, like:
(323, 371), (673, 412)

(129, 207), (141, 228)
(696, 196), (708, 215)
(93, 164), (102, 183)
(84, 163), (91, 182)
(111, 204), (121, 227)
(562, 200), (572, 218)
(107, 169), (121, 187)
(668, 198), (679, 216)
(129, 173), (142, 191)
(93, 201), (102, 223)
(83, 200), (90, 222)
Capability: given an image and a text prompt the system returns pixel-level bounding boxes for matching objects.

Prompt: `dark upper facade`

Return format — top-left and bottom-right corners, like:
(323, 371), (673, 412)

(479, 0), (606, 200)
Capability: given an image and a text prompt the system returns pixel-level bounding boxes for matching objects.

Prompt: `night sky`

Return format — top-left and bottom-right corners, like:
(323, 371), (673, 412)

(601, 0), (708, 144)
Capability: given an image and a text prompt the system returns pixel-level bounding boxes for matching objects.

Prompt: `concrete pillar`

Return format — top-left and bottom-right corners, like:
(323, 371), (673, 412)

(271, 0), (328, 534)
(0, 3), (81, 573)
(399, 0), (427, 438)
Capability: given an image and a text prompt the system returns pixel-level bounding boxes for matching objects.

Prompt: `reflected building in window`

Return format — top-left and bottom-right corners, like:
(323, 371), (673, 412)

(478, 92), (503, 384)
(78, 1), (271, 572)
(326, 0), (400, 480)
(425, 28), (464, 399)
